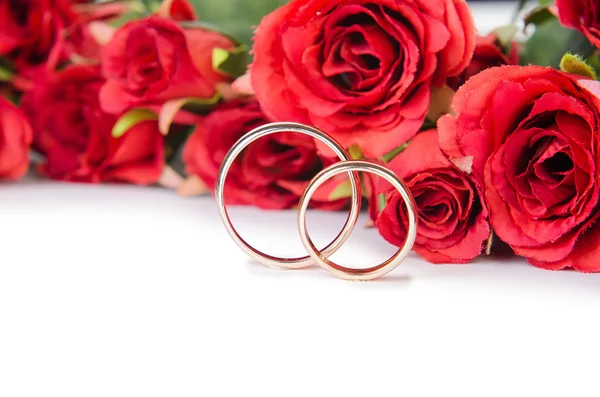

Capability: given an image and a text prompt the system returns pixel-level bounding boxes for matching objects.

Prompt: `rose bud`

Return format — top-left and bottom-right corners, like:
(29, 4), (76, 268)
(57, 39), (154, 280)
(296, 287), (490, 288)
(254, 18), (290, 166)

(21, 65), (164, 184)
(373, 130), (490, 264)
(156, 0), (197, 21)
(251, 0), (476, 157)
(438, 65), (600, 272)
(557, 0), (600, 48)
(181, 99), (348, 210)
(99, 16), (235, 115)
(447, 33), (519, 91)
(0, 97), (33, 181)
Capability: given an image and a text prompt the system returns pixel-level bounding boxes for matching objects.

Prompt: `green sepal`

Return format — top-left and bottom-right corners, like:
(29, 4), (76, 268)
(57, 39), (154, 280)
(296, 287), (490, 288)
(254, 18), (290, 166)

(560, 52), (597, 80)
(378, 193), (387, 214)
(520, 18), (593, 68)
(585, 54), (600, 78)
(159, 93), (222, 135)
(347, 145), (364, 160)
(112, 108), (158, 138)
(381, 141), (411, 164)
(212, 45), (249, 78)
(179, 93), (222, 114)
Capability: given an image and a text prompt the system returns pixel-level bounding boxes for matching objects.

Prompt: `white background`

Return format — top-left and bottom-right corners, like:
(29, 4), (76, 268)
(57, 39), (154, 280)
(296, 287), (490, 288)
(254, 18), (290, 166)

(2, 3), (600, 397)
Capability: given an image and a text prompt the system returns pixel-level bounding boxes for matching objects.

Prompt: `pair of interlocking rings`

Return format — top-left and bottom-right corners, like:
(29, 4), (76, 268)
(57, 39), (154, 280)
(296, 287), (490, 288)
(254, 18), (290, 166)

(215, 122), (418, 281)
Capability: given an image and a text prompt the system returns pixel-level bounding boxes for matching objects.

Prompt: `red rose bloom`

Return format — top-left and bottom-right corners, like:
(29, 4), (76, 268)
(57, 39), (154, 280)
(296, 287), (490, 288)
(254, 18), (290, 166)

(557, 0), (600, 48)
(0, 0), (98, 73)
(100, 16), (234, 115)
(447, 33), (519, 91)
(438, 65), (600, 272)
(22, 65), (164, 184)
(0, 97), (32, 180)
(183, 100), (348, 210)
(251, 0), (476, 157)
(374, 130), (490, 264)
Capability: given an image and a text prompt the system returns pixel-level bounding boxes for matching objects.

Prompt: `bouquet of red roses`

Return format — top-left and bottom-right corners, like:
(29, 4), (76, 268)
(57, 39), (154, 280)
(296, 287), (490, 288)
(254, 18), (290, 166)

(1, 0), (600, 272)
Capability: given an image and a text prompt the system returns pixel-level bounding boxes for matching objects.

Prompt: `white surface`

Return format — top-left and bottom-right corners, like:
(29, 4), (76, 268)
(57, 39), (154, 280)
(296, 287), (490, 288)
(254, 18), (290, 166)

(2, 179), (600, 397)
(1, 3), (596, 396)
(470, 2), (520, 34)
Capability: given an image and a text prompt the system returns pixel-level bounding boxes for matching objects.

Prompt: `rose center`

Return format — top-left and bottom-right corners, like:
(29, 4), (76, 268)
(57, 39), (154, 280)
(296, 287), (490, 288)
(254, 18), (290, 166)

(541, 151), (574, 179)
(512, 134), (579, 217)
(321, 8), (398, 92)
(422, 203), (449, 223)
(124, 28), (168, 94)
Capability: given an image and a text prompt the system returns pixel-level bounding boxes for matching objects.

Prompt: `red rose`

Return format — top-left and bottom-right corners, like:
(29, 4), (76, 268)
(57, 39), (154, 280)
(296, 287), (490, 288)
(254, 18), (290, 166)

(182, 100), (348, 210)
(374, 130), (490, 264)
(251, 0), (476, 157)
(22, 65), (164, 184)
(0, 97), (32, 180)
(447, 33), (519, 91)
(99, 16), (234, 115)
(557, 0), (600, 48)
(438, 65), (600, 272)
(0, 0), (99, 73)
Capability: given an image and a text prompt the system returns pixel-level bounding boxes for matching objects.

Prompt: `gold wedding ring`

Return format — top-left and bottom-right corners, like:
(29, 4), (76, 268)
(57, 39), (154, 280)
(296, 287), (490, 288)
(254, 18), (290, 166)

(215, 122), (362, 270)
(216, 122), (418, 280)
(298, 160), (417, 281)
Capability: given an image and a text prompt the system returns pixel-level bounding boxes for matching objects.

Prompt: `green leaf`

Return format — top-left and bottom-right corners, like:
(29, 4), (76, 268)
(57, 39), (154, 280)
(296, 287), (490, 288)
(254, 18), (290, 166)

(212, 46), (249, 78)
(560, 52), (597, 79)
(179, 20), (241, 45)
(165, 124), (195, 166)
(112, 108), (158, 138)
(141, 0), (161, 13)
(520, 18), (594, 68)
(189, 0), (289, 46)
(523, 6), (556, 28)
(381, 142), (411, 163)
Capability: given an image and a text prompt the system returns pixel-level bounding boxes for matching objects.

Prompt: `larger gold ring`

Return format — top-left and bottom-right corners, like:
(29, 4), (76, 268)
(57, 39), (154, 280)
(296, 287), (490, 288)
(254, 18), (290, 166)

(215, 122), (362, 270)
(298, 160), (418, 281)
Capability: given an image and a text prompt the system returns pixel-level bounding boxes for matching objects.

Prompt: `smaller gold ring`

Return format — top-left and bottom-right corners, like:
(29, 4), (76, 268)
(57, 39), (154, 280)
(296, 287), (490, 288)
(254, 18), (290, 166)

(298, 160), (418, 281)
